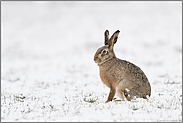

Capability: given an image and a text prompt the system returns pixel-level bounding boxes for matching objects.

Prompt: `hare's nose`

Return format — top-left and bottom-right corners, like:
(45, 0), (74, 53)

(94, 57), (101, 64)
(94, 57), (97, 62)
(94, 56), (99, 63)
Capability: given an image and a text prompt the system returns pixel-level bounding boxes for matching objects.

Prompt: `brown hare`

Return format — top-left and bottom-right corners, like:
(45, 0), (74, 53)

(94, 30), (151, 103)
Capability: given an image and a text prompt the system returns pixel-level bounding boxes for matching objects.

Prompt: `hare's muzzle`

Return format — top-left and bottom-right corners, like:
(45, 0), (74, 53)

(94, 56), (101, 64)
(94, 57), (98, 63)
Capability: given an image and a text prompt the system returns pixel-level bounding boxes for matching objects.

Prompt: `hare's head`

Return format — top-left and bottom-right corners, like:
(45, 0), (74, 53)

(94, 30), (120, 65)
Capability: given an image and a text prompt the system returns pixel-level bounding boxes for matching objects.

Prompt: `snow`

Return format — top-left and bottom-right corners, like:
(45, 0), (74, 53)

(1, 1), (182, 122)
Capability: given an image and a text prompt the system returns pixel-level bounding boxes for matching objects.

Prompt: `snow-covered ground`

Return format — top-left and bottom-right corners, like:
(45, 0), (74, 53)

(1, 1), (182, 122)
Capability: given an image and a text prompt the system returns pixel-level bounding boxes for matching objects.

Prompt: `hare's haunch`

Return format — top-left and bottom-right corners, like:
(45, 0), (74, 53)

(94, 30), (151, 103)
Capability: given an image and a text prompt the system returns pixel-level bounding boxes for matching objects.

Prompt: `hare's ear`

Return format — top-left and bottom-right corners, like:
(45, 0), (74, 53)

(104, 30), (109, 45)
(108, 30), (120, 48)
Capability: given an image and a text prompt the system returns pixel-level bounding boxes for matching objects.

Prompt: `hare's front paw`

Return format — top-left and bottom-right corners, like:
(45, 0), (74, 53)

(105, 100), (110, 103)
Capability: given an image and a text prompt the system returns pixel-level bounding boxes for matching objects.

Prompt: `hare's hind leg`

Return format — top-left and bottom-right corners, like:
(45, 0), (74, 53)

(124, 89), (133, 101)
(116, 87), (126, 101)
(124, 88), (147, 100)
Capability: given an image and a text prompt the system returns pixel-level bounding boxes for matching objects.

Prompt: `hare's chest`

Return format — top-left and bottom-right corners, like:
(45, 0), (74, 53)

(99, 66), (119, 87)
(99, 71), (111, 88)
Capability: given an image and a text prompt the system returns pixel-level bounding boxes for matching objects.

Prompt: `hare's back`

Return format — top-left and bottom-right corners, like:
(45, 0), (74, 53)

(118, 59), (149, 85)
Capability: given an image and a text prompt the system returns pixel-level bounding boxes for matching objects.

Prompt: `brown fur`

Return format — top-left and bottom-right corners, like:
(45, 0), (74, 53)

(94, 30), (151, 103)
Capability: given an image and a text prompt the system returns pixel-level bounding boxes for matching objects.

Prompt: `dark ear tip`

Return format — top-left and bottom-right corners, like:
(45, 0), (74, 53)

(105, 30), (109, 35)
(116, 30), (120, 33)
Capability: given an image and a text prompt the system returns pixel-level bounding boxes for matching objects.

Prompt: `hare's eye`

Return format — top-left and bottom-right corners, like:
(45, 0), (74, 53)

(102, 49), (108, 54)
